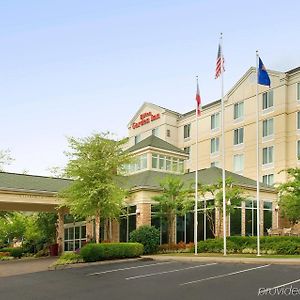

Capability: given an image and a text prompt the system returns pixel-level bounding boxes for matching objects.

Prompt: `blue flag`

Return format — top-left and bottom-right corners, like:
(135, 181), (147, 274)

(258, 57), (271, 87)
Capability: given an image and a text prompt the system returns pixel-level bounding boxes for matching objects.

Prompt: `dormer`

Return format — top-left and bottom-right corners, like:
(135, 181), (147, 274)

(123, 135), (188, 175)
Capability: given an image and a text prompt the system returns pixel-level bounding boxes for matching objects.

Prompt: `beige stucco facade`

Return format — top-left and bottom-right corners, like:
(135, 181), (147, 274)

(125, 67), (300, 186)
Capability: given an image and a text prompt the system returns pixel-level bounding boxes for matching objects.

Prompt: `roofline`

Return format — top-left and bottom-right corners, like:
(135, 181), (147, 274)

(128, 146), (187, 157)
(0, 187), (58, 196)
(181, 99), (221, 118)
(286, 66), (300, 75)
(0, 171), (72, 182)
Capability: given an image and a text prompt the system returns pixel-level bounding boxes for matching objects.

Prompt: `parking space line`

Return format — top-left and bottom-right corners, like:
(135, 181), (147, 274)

(180, 264), (270, 286)
(87, 261), (173, 276)
(125, 263), (217, 280)
(265, 278), (300, 291)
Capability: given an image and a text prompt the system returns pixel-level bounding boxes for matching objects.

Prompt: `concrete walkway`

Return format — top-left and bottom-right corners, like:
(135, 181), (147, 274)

(143, 254), (300, 265)
(0, 257), (57, 277)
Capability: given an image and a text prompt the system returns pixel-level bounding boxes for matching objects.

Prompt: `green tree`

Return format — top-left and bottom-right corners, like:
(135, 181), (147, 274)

(61, 132), (131, 242)
(199, 178), (246, 237)
(277, 168), (300, 224)
(152, 176), (192, 246)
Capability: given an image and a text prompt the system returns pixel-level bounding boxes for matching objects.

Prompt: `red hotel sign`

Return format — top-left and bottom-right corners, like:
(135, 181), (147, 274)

(131, 112), (160, 129)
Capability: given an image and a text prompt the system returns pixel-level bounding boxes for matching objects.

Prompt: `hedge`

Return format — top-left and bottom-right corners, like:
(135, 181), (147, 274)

(0, 247), (23, 258)
(129, 226), (160, 254)
(80, 243), (144, 262)
(194, 236), (300, 255)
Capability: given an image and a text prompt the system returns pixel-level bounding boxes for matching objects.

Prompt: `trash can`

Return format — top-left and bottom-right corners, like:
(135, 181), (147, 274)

(49, 243), (59, 256)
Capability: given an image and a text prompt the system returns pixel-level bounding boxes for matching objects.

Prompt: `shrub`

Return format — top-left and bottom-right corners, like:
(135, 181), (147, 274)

(129, 226), (160, 254)
(195, 236), (300, 255)
(54, 252), (83, 266)
(80, 243), (144, 262)
(10, 248), (23, 258)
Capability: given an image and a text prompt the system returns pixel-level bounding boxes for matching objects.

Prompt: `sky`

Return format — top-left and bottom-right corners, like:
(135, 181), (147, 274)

(0, 0), (300, 176)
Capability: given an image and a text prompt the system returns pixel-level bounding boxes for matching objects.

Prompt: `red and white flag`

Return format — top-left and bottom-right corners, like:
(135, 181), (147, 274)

(215, 43), (225, 79)
(195, 79), (201, 117)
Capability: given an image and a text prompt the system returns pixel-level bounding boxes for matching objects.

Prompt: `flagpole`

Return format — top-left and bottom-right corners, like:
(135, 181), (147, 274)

(194, 76), (199, 255)
(256, 50), (261, 256)
(220, 33), (227, 256)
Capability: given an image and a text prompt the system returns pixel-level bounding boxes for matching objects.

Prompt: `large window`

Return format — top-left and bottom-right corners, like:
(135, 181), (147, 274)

(297, 140), (300, 160)
(64, 223), (86, 251)
(210, 137), (220, 154)
(262, 146), (274, 165)
(263, 201), (273, 235)
(262, 118), (274, 137)
(297, 83), (300, 101)
(262, 174), (274, 186)
(152, 153), (184, 173)
(233, 127), (244, 145)
(234, 101), (244, 120)
(262, 90), (274, 110)
(245, 200), (257, 236)
(119, 206), (137, 242)
(297, 112), (300, 130)
(211, 112), (220, 130)
(184, 124), (191, 139)
(233, 154), (244, 173)
(125, 154), (147, 174)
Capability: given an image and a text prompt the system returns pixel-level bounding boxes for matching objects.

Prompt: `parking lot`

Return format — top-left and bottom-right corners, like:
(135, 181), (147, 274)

(0, 259), (300, 299)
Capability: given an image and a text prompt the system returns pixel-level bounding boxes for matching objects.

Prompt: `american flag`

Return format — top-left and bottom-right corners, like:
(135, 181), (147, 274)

(195, 79), (201, 117)
(215, 43), (224, 79)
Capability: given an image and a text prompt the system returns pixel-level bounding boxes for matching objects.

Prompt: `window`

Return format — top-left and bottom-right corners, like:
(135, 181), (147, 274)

(152, 154), (158, 169)
(184, 124), (191, 139)
(263, 146), (274, 165)
(184, 146), (191, 159)
(211, 112), (220, 130)
(152, 128), (159, 136)
(134, 134), (141, 145)
(297, 112), (300, 130)
(234, 101), (244, 120)
(151, 153), (184, 173)
(262, 118), (274, 137)
(262, 174), (274, 186)
(211, 161), (220, 167)
(262, 90), (274, 110)
(166, 129), (171, 137)
(297, 140), (300, 160)
(297, 83), (300, 101)
(233, 127), (244, 145)
(125, 154), (148, 174)
(233, 154), (244, 173)
(64, 223), (86, 251)
(210, 137), (220, 154)
(119, 206), (137, 242)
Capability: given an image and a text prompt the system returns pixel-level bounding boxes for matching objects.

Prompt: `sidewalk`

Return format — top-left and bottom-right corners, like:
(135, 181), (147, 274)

(0, 257), (57, 277)
(142, 254), (300, 265)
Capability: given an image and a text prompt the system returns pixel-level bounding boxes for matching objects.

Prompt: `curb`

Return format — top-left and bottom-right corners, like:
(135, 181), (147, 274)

(142, 255), (300, 266)
(49, 257), (152, 271)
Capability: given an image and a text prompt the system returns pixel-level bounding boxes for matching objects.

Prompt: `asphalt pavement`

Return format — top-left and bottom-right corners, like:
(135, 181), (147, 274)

(0, 259), (300, 299)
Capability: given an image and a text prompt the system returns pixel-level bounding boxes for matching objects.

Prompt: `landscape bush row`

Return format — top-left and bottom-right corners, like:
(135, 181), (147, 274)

(195, 236), (300, 255)
(80, 242), (144, 262)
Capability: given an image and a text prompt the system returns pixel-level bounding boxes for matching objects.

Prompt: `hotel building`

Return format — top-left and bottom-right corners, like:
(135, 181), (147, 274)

(0, 65), (299, 252)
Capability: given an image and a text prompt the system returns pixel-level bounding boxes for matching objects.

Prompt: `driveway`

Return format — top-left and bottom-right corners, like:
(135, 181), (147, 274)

(0, 257), (57, 277)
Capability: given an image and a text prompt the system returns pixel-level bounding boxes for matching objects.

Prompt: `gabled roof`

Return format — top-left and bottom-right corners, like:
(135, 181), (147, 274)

(126, 135), (186, 154)
(0, 172), (72, 194)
